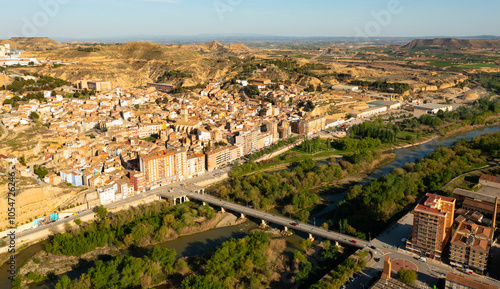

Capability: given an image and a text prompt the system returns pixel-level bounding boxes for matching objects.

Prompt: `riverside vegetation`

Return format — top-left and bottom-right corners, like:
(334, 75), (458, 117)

(337, 131), (500, 238)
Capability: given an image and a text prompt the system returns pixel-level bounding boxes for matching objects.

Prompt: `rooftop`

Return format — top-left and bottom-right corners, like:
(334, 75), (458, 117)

(454, 187), (500, 204)
(480, 174), (500, 184)
(446, 272), (498, 289)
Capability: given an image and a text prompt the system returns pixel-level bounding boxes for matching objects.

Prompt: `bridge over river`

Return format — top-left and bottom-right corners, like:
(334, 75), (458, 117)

(186, 192), (369, 248)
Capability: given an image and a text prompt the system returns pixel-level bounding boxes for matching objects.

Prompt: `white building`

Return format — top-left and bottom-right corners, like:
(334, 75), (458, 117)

(196, 128), (211, 142)
(98, 181), (118, 205)
(414, 103), (453, 114)
(350, 106), (387, 118)
(332, 85), (359, 91)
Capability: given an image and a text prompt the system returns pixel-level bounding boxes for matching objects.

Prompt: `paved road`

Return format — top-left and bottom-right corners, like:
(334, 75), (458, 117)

(345, 211), (500, 289)
(187, 193), (368, 248)
(9, 166), (233, 242)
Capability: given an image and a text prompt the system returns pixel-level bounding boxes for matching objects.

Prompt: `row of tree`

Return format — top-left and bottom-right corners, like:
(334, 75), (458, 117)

(46, 202), (216, 257)
(7, 75), (68, 93)
(181, 232), (276, 289)
(54, 244), (182, 289)
(215, 150), (382, 223)
(337, 132), (500, 237)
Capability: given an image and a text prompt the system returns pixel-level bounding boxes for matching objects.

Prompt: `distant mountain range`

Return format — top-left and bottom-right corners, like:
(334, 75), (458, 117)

(403, 38), (500, 50)
(50, 34), (499, 46)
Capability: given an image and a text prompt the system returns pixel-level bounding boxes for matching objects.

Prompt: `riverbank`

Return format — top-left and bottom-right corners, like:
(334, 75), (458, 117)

(14, 211), (247, 286)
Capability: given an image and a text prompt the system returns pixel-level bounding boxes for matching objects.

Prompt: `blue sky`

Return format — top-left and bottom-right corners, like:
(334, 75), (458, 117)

(2, 0), (499, 40)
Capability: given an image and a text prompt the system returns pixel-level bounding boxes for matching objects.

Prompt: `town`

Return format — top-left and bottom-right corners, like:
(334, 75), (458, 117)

(0, 32), (499, 289)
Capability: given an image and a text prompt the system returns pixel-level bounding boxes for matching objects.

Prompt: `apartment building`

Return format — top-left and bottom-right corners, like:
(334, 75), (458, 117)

(77, 80), (112, 92)
(186, 152), (206, 178)
(130, 171), (146, 193)
(406, 194), (456, 260)
(174, 149), (188, 181)
(450, 220), (494, 273)
(146, 82), (174, 93)
(206, 146), (232, 172)
(139, 149), (176, 188)
(292, 116), (326, 135)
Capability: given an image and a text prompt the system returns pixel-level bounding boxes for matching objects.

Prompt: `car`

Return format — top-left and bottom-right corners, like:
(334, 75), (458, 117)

(419, 257), (427, 262)
(291, 222), (299, 226)
(465, 269), (473, 275)
(369, 245), (376, 249)
(374, 258), (380, 262)
(350, 240), (357, 244)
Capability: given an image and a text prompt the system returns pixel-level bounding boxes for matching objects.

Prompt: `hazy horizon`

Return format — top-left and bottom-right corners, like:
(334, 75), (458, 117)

(2, 0), (500, 40)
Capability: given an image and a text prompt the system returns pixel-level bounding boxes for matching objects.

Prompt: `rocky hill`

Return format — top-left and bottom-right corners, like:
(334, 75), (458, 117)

(15, 40), (241, 88)
(181, 40), (252, 54)
(403, 38), (500, 50)
(0, 37), (65, 51)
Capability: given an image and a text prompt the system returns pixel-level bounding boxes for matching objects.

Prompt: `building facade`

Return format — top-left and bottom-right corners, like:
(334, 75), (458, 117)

(292, 116), (325, 135)
(449, 220), (493, 273)
(406, 194), (456, 260)
(139, 150), (176, 188)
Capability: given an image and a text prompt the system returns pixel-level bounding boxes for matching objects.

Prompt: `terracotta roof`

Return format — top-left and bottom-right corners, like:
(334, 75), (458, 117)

(480, 174), (500, 184)
(415, 204), (445, 216)
(446, 272), (498, 289)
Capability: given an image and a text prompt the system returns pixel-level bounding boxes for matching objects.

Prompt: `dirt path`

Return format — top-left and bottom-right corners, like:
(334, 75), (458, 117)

(0, 123), (8, 142)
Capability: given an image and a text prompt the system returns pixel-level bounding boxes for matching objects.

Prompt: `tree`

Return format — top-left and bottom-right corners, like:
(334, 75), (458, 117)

(55, 275), (71, 289)
(34, 165), (49, 179)
(95, 205), (108, 220)
(282, 205), (295, 218)
(29, 111), (40, 121)
(397, 268), (417, 285)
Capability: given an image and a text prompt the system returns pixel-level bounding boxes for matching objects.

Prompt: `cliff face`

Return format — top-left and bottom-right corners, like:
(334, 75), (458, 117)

(403, 38), (500, 50)
(410, 74), (469, 92)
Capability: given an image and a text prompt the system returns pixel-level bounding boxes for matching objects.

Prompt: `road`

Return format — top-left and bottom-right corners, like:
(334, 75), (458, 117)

(346, 211), (500, 289)
(187, 193), (368, 248)
(10, 166), (233, 242)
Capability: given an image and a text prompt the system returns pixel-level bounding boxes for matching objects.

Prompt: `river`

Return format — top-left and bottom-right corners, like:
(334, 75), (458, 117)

(312, 124), (500, 218)
(2, 124), (500, 288)
(0, 221), (306, 289)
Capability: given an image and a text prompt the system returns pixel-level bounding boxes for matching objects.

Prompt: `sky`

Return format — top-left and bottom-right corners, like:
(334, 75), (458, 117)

(2, 0), (500, 40)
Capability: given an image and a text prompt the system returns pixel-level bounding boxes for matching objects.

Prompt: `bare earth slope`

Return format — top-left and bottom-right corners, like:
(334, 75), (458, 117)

(403, 38), (500, 50)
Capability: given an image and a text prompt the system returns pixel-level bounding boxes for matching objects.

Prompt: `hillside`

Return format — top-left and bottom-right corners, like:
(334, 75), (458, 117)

(0, 37), (65, 51)
(181, 40), (252, 54)
(403, 38), (500, 50)
(15, 40), (240, 88)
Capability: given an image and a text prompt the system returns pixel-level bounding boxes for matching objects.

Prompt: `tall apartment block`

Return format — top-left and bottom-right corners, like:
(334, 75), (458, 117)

(406, 193), (456, 260)
(449, 220), (493, 273)
(139, 149), (176, 188)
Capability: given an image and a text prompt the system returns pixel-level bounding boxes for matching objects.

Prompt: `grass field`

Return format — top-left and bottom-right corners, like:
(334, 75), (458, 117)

(428, 60), (499, 69)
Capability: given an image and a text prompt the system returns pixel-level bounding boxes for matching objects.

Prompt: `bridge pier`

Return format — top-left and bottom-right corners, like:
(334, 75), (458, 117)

(202, 202), (206, 206)
(221, 207), (225, 213)
(335, 241), (339, 247)
(240, 213), (246, 219)
(308, 233), (315, 241)
(260, 220), (268, 228)
(284, 226), (288, 232)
